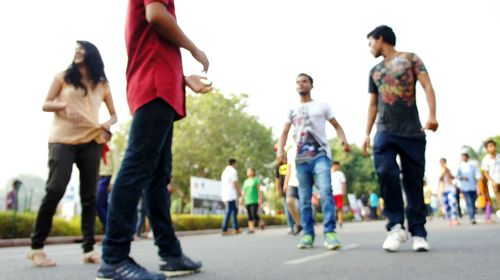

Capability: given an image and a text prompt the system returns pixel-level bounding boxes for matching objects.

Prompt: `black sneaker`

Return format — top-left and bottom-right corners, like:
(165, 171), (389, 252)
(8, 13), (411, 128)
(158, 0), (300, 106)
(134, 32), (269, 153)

(292, 225), (303, 236)
(160, 254), (202, 277)
(96, 257), (166, 280)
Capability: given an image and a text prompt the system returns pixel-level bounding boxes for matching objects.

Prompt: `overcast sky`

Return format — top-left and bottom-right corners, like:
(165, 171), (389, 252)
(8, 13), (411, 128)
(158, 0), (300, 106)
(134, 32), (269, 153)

(1, 0), (499, 192)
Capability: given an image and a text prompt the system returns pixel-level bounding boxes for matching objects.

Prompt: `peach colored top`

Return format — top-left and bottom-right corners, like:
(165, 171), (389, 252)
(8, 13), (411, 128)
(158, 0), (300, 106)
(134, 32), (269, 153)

(48, 73), (110, 145)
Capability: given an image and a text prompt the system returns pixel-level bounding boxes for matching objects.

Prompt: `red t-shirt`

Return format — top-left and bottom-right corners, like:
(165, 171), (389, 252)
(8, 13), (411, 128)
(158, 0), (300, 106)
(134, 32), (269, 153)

(125, 0), (186, 118)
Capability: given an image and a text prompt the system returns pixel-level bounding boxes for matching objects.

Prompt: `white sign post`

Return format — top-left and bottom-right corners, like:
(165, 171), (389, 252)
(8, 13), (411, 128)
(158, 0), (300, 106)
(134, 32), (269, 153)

(190, 176), (225, 215)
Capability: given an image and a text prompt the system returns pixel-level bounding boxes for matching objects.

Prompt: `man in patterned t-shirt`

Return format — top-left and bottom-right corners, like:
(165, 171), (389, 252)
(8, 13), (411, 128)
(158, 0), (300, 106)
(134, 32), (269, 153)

(361, 25), (438, 253)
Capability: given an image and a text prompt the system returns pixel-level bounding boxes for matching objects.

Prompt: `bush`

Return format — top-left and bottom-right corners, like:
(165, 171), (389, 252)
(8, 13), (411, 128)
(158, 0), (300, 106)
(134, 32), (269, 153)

(0, 212), (103, 239)
(171, 214), (287, 231)
(2, 211), (359, 239)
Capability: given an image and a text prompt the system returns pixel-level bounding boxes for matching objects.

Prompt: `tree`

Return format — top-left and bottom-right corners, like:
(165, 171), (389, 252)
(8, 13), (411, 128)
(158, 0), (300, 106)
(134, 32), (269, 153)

(172, 91), (276, 206)
(462, 135), (500, 162)
(105, 91), (276, 211)
(329, 139), (378, 196)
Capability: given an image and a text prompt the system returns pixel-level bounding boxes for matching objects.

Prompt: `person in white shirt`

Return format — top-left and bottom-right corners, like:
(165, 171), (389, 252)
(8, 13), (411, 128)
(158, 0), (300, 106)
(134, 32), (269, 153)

(481, 140), (500, 220)
(284, 143), (302, 235)
(220, 158), (242, 235)
(456, 152), (480, 224)
(331, 161), (347, 228)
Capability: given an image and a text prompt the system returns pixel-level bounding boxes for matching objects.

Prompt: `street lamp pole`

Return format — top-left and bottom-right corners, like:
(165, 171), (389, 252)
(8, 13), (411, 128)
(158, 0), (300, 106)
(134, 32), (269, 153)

(11, 180), (22, 238)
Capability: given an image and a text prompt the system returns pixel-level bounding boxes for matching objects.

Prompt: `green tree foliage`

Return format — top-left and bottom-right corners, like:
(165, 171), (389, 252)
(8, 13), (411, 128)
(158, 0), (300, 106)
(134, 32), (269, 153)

(172, 91), (275, 203)
(329, 139), (378, 195)
(107, 91), (275, 210)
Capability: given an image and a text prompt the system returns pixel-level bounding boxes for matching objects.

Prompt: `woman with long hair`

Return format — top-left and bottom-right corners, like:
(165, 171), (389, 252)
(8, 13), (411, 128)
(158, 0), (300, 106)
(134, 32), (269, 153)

(27, 41), (117, 267)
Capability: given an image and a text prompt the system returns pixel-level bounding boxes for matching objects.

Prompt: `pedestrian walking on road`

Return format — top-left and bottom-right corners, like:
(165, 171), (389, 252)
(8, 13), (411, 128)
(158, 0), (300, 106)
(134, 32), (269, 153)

(481, 140), (500, 221)
(284, 144), (302, 235)
(439, 158), (459, 226)
(277, 73), (350, 250)
(361, 25), (438, 252)
(456, 152), (480, 224)
(331, 161), (347, 227)
(241, 168), (262, 234)
(221, 159), (242, 235)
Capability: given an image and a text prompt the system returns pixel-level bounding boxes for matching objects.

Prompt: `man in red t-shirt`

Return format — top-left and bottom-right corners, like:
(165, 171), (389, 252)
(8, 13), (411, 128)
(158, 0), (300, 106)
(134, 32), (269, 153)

(98, 1), (211, 279)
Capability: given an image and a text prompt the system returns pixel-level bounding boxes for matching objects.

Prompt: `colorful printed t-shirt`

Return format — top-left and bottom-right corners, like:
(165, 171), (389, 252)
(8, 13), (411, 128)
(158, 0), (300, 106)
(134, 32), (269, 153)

(287, 101), (334, 163)
(242, 177), (260, 205)
(368, 52), (427, 137)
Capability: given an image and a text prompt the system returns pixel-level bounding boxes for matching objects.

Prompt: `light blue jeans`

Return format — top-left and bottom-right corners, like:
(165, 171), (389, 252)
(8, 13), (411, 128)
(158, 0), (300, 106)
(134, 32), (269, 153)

(296, 156), (336, 237)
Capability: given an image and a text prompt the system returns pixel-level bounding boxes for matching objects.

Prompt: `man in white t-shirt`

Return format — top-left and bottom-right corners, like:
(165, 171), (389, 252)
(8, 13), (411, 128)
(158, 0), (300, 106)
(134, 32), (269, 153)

(220, 158), (241, 235)
(331, 161), (347, 227)
(277, 73), (350, 250)
(481, 140), (500, 219)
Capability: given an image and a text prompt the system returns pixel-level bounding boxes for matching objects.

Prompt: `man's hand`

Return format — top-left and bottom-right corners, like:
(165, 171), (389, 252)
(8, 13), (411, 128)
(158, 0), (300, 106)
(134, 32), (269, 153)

(276, 149), (287, 164)
(422, 116), (439, 132)
(361, 136), (371, 157)
(191, 48), (209, 72)
(185, 74), (212, 94)
(342, 142), (351, 153)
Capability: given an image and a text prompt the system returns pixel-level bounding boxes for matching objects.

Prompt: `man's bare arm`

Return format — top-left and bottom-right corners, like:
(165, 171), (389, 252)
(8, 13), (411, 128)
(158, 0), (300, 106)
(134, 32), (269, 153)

(418, 73), (438, 132)
(145, 2), (208, 71)
(362, 93), (377, 157)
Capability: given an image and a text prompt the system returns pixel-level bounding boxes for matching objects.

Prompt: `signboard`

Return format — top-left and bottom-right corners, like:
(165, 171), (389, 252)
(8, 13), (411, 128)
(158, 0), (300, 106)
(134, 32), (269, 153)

(190, 176), (225, 215)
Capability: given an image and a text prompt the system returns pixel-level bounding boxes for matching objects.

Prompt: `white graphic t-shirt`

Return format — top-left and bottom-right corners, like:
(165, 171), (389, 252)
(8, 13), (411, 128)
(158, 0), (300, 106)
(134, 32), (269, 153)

(286, 101), (335, 163)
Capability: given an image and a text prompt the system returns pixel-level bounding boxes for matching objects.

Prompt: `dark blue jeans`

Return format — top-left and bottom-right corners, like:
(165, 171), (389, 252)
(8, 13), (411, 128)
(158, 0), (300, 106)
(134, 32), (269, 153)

(102, 99), (181, 264)
(221, 200), (239, 231)
(373, 132), (427, 238)
(96, 175), (111, 231)
(136, 196), (148, 237)
(462, 191), (477, 220)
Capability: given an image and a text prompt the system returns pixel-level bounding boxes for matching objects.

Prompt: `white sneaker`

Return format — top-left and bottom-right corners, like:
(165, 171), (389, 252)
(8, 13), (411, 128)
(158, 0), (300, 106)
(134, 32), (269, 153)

(412, 236), (430, 252)
(496, 210), (500, 220)
(382, 224), (408, 252)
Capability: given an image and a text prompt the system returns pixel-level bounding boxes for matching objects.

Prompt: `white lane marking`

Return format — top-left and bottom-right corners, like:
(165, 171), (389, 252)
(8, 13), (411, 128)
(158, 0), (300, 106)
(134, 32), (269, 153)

(284, 243), (360, 265)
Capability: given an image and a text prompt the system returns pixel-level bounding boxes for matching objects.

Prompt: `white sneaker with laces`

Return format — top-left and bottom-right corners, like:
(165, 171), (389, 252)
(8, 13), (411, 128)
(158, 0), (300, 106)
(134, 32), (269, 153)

(412, 236), (430, 252)
(382, 224), (408, 252)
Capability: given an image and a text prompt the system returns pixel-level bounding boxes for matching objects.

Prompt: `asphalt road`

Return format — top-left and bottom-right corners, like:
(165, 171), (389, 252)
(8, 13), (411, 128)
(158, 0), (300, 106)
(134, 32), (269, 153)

(1, 215), (499, 280)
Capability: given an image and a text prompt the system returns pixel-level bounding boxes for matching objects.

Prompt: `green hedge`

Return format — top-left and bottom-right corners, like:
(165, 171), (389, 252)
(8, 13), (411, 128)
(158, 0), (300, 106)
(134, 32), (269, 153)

(0, 212), (86, 239)
(171, 214), (288, 231)
(0, 211), (354, 239)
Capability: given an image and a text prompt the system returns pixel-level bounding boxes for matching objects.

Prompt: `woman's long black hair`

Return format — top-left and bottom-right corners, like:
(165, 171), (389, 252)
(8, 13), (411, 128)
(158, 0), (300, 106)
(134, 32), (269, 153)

(64, 40), (108, 95)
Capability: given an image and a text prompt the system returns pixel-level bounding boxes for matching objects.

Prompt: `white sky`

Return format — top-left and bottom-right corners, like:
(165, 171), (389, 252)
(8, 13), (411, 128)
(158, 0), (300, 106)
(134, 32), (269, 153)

(0, 0), (499, 192)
